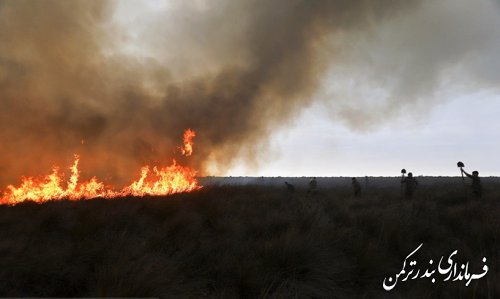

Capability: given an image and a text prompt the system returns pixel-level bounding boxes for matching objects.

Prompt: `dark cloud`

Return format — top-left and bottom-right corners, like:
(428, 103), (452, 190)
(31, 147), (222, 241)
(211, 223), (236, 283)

(5, 0), (496, 184)
(322, 0), (500, 129)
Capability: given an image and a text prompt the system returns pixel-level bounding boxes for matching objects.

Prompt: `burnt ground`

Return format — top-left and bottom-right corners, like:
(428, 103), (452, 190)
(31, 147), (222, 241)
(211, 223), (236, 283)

(0, 181), (498, 298)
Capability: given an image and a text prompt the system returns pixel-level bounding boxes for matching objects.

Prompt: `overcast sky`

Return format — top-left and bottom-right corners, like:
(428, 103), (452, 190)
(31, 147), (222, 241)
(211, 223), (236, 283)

(0, 0), (499, 183)
(115, 0), (500, 177)
(238, 93), (500, 177)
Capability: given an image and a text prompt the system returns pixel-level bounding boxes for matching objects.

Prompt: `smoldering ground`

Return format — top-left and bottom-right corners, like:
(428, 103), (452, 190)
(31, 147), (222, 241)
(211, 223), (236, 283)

(0, 0), (499, 186)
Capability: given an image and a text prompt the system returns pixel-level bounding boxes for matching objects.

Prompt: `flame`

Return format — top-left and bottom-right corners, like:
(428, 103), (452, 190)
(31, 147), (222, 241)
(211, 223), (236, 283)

(119, 160), (198, 197)
(0, 129), (201, 205)
(181, 128), (195, 156)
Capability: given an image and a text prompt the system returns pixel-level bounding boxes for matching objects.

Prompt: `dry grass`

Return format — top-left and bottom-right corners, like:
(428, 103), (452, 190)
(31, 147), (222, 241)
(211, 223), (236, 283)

(0, 182), (498, 298)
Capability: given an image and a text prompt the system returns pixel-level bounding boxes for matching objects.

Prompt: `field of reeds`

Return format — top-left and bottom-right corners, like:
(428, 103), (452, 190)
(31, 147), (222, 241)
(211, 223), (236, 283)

(0, 180), (498, 298)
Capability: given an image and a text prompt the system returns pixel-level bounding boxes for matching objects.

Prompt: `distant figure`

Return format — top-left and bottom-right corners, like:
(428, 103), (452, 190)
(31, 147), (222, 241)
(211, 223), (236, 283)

(352, 178), (361, 197)
(461, 169), (482, 198)
(308, 177), (318, 194)
(284, 181), (295, 193)
(401, 172), (418, 198)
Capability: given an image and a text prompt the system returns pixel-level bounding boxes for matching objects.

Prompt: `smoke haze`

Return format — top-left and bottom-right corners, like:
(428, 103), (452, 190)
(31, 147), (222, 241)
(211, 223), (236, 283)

(0, 0), (498, 185)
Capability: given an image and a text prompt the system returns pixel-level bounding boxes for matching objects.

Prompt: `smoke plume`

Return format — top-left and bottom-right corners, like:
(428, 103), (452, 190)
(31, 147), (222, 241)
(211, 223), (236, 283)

(0, 0), (497, 184)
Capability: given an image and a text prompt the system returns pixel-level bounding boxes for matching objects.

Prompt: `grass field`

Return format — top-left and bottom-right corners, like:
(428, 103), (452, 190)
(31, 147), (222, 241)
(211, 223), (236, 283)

(0, 182), (498, 298)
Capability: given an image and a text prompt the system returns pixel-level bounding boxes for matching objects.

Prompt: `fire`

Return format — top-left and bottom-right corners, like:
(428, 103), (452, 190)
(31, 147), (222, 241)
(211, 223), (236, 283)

(181, 128), (195, 156)
(120, 161), (198, 197)
(0, 129), (201, 205)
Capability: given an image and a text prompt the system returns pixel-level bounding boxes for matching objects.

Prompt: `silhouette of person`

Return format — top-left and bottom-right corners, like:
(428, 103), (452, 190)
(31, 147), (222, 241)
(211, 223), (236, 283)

(401, 172), (418, 198)
(352, 178), (361, 197)
(308, 177), (317, 194)
(461, 169), (482, 198)
(284, 181), (295, 193)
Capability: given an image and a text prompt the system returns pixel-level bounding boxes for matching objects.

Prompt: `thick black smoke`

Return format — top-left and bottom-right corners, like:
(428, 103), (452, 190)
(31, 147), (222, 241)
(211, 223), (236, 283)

(2, 0), (497, 185)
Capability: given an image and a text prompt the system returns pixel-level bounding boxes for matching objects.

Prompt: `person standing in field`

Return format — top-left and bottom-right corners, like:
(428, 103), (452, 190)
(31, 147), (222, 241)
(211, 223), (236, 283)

(401, 172), (418, 198)
(461, 169), (482, 198)
(308, 177), (317, 194)
(352, 178), (361, 197)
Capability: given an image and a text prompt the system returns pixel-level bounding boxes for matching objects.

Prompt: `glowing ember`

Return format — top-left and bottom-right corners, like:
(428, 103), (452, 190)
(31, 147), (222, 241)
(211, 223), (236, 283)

(181, 128), (196, 156)
(0, 130), (201, 205)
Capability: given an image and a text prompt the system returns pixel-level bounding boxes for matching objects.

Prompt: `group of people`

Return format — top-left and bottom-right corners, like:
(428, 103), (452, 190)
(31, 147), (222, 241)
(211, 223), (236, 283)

(284, 167), (483, 198)
(400, 168), (482, 198)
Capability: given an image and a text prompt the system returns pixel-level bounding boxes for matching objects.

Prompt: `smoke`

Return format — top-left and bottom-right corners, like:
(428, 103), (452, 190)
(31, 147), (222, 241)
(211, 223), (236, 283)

(321, 0), (500, 129)
(0, 0), (497, 184)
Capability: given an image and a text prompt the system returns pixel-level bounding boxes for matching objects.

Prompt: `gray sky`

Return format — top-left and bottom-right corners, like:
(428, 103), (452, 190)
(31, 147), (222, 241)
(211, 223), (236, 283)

(0, 0), (498, 183)
(123, 0), (499, 177)
(232, 93), (500, 176)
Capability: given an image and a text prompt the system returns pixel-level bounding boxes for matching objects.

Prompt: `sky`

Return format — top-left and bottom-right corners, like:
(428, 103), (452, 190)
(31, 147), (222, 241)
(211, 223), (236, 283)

(0, 0), (499, 183)
(237, 93), (500, 177)
(114, 0), (500, 177)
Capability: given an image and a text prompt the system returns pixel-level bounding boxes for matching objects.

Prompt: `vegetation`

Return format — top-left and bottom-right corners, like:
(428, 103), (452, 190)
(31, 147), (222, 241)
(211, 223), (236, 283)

(0, 182), (498, 298)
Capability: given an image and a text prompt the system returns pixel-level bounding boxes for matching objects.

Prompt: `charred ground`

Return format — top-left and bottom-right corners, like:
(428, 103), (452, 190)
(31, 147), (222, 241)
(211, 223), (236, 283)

(0, 180), (498, 298)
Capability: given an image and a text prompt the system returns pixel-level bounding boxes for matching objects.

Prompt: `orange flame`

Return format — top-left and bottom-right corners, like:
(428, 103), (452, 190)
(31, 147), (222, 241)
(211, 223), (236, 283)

(0, 129), (201, 205)
(119, 160), (198, 197)
(181, 128), (195, 156)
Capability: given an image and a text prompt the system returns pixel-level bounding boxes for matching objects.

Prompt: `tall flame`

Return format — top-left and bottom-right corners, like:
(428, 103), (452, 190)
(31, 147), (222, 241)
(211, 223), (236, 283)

(181, 128), (196, 157)
(0, 129), (201, 205)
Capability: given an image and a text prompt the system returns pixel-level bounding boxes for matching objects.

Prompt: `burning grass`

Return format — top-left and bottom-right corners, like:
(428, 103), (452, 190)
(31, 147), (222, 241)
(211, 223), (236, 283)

(0, 183), (498, 298)
(0, 129), (200, 205)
